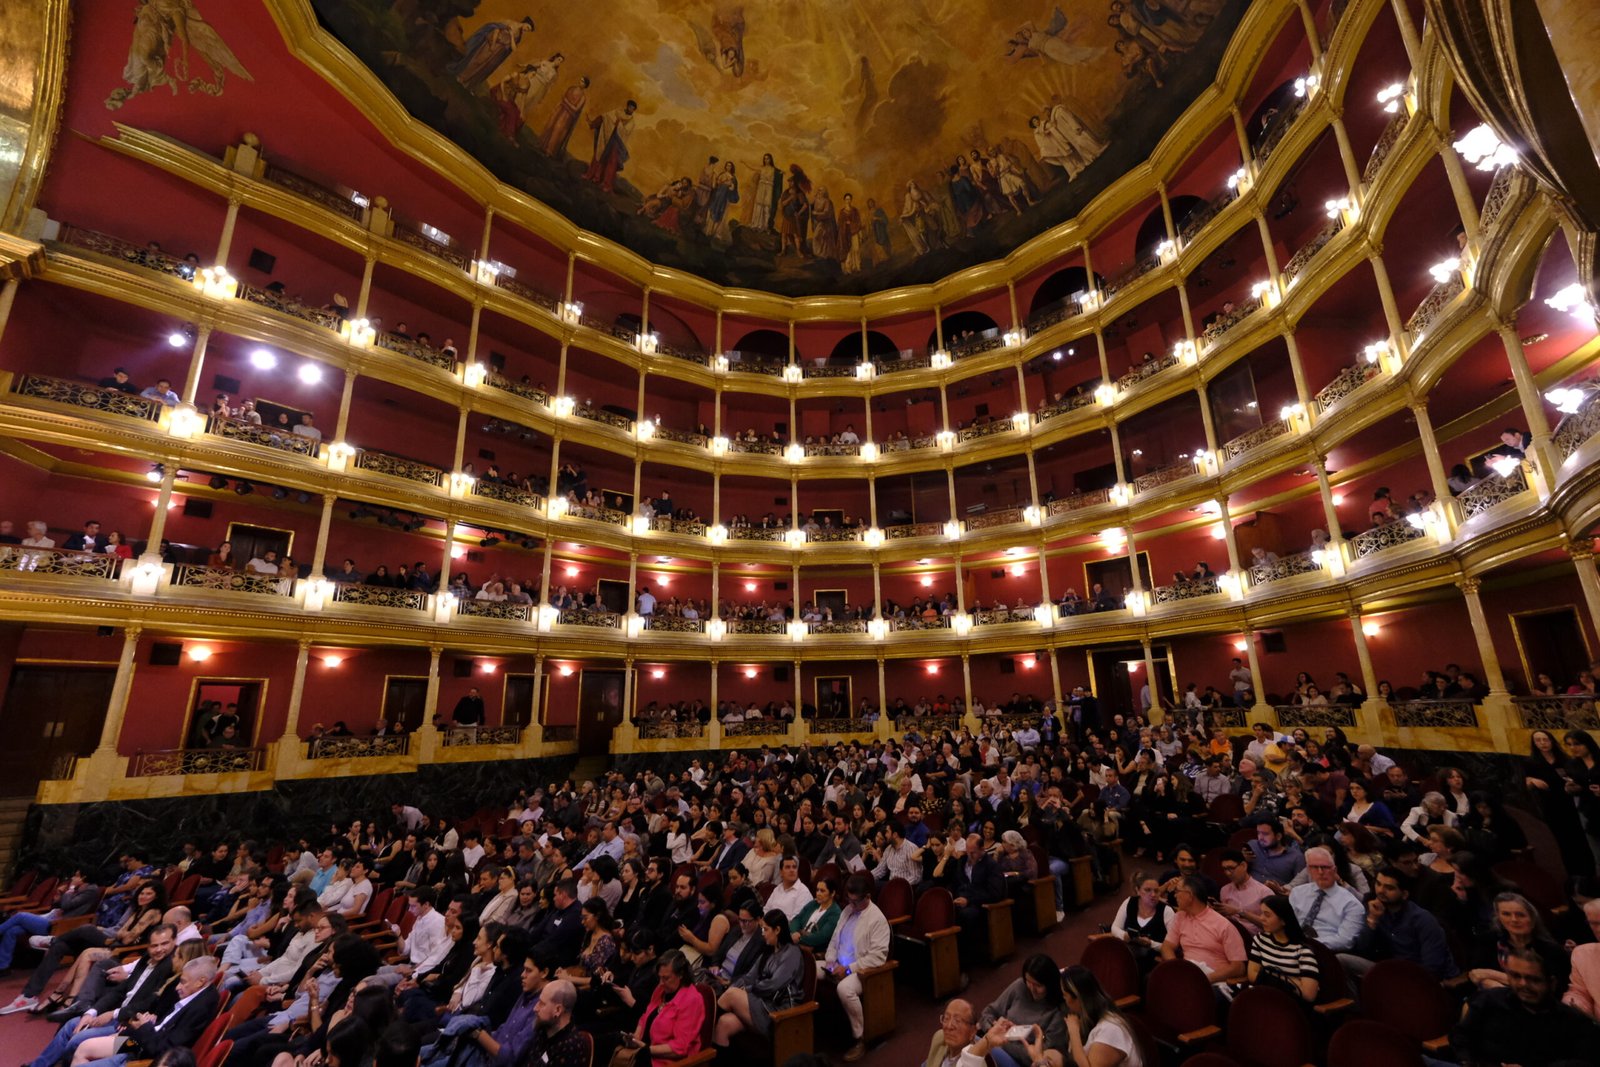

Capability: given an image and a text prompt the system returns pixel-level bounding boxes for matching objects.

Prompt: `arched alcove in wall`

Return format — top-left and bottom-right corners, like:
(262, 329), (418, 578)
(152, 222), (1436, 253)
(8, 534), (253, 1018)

(644, 306), (704, 357)
(1246, 81), (1301, 153)
(927, 311), (1000, 353)
(1028, 268), (1096, 321)
(727, 329), (789, 361)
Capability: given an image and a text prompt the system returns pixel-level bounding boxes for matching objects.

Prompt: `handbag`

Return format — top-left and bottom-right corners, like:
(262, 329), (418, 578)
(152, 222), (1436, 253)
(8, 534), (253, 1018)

(607, 1045), (643, 1067)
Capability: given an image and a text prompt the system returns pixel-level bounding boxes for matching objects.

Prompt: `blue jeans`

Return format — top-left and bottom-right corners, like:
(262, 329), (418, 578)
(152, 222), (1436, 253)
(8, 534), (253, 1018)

(1048, 857), (1071, 911)
(29, 1020), (116, 1067)
(0, 911), (51, 969)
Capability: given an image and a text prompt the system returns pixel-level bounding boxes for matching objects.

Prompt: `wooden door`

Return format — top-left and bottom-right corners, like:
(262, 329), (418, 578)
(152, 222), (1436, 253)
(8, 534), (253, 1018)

(504, 674), (536, 726)
(1512, 607), (1592, 691)
(578, 669), (625, 756)
(383, 677), (428, 730)
(0, 667), (114, 796)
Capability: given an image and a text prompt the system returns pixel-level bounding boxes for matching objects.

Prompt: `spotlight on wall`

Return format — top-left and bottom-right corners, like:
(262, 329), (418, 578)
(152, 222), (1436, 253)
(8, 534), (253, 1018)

(1362, 621), (1380, 637)
(1233, 639), (1248, 652)
(1126, 661), (1140, 674)
(234, 480), (254, 496)
(744, 668), (758, 679)
(321, 655), (343, 668)
(249, 348), (278, 370)
(186, 646), (213, 662)
(166, 331), (189, 349)
(479, 661), (498, 674)
(558, 665), (574, 677)
(565, 565), (579, 578)
(298, 363), (324, 385)
(479, 537), (500, 548)
(925, 663), (940, 675)
(651, 669), (665, 680)
(146, 463), (166, 483)
(208, 475), (229, 490)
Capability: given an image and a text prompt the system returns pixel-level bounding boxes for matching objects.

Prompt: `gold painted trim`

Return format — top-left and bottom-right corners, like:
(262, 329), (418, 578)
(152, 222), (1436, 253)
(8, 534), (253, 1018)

(15, 658), (120, 666)
(0, 0), (71, 234)
(179, 674), (270, 748)
(379, 674), (428, 729)
(1509, 605), (1595, 689)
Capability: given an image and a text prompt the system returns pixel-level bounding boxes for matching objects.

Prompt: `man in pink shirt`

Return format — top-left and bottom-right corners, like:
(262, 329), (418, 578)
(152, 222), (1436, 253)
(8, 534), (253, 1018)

(1214, 848), (1273, 936)
(1161, 874), (1247, 983)
(1565, 899), (1600, 1018)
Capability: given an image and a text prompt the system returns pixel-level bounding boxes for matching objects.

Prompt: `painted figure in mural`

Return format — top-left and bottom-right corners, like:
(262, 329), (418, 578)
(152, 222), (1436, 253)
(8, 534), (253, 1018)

(693, 157), (721, 227)
(1006, 7), (1102, 65)
(490, 65), (535, 139)
(1109, 0), (1205, 53)
(688, 7), (748, 78)
(899, 180), (934, 256)
(777, 182), (810, 257)
(867, 200), (892, 263)
(1030, 102), (1109, 179)
(520, 54), (565, 122)
(992, 148), (1035, 213)
(448, 16), (535, 93)
(107, 0), (253, 109)
(642, 178), (695, 234)
(539, 76), (589, 156)
(745, 154), (782, 231)
(838, 193), (863, 274)
(808, 187), (839, 262)
(585, 99), (639, 193)
(704, 162), (741, 243)
(948, 157), (985, 236)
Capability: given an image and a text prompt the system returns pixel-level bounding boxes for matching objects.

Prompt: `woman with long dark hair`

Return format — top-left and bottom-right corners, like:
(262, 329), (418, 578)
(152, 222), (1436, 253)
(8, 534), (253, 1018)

(1246, 895), (1319, 1002)
(977, 953), (1068, 1067)
(712, 908), (806, 1047)
(1057, 965), (1143, 1067)
(1523, 729), (1593, 882)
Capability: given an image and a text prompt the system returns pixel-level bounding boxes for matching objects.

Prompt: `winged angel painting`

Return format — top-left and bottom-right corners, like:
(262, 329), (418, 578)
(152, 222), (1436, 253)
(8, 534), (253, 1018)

(314, 0), (1240, 295)
(106, 0), (252, 110)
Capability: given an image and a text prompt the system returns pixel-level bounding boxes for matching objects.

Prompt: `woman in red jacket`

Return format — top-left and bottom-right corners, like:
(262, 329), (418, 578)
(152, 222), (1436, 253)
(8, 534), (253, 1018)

(623, 949), (705, 1065)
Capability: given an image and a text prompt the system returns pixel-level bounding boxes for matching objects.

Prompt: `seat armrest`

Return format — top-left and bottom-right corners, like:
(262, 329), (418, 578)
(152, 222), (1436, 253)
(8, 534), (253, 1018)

(768, 1001), (820, 1024)
(1176, 1025), (1221, 1044)
(1422, 1037), (1450, 1052)
(1312, 998), (1354, 1015)
(854, 961), (898, 978)
(50, 915), (96, 936)
(1113, 994), (1141, 1009)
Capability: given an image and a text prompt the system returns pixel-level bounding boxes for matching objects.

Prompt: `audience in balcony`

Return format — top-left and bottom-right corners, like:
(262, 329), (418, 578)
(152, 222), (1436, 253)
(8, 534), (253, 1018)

(97, 368), (140, 395)
(139, 378), (181, 407)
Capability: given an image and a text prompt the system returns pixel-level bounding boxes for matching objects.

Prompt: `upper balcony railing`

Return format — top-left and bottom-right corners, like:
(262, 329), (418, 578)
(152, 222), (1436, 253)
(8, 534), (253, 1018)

(237, 285), (345, 332)
(1554, 389), (1600, 460)
(1247, 549), (1322, 587)
(330, 584), (429, 612)
(1348, 520), (1426, 560)
(171, 564), (295, 598)
(1515, 695), (1600, 731)
(1219, 418), (1292, 465)
(262, 164), (365, 221)
(1116, 353), (1180, 392)
(208, 415), (322, 458)
(353, 448), (447, 487)
(1312, 363), (1381, 417)
(12, 373), (163, 423)
(1458, 464), (1533, 520)
(0, 544), (122, 580)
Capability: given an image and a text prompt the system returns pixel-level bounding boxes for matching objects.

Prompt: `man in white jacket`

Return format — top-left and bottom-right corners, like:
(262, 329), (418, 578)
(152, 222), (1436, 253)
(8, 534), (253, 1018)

(821, 873), (891, 1061)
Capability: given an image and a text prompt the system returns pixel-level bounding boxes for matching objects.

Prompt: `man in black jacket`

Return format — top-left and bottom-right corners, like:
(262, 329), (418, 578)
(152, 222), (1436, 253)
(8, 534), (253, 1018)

(949, 833), (1006, 956)
(529, 879), (583, 967)
(23, 923), (177, 1067)
(72, 956), (221, 1064)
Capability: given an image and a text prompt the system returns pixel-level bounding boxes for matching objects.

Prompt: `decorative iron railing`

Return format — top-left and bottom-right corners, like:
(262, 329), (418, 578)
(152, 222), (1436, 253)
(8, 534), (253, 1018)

(0, 545), (122, 579)
(1211, 706), (1247, 728)
(638, 721), (705, 739)
(807, 527), (862, 543)
(891, 614), (953, 631)
(1273, 703), (1357, 729)
(330, 584), (429, 611)
(392, 223), (470, 269)
(485, 373), (550, 405)
(1048, 488), (1113, 515)
(456, 598), (534, 622)
(643, 615), (706, 633)
(812, 718), (873, 734)
(728, 439), (785, 456)
(1116, 353), (1180, 391)
(12, 374), (164, 422)
(493, 272), (560, 311)
(1282, 217), (1343, 284)
(881, 434), (939, 453)
(884, 521), (948, 540)
(1459, 465), (1531, 519)
(1178, 191), (1235, 242)
(801, 363), (856, 379)
(1254, 95), (1309, 163)
(967, 507), (1026, 530)
(1220, 418), (1292, 464)
(566, 503), (630, 526)
(1151, 576), (1222, 604)
(441, 724), (523, 746)
(653, 425), (709, 447)
(208, 415), (321, 457)
(1312, 363), (1381, 416)
(1100, 257), (1160, 300)
(1027, 298), (1076, 333)
(54, 224), (193, 279)
(901, 715), (964, 736)
(132, 747), (267, 776)
(726, 358), (785, 376)
(354, 449), (446, 486)
(1349, 521), (1425, 559)
(718, 617), (785, 635)
(542, 724), (577, 742)
(1477, 166), (1519, 234)
(237, 285), (344, 331)
(1390, 699), (1478, 729)
(1200, 296), (1263, 349)
(1514, 696), (1600, 731)
(558, 608), (624, 629)
(803, 442), (862, 458)
(309, 735), (411, 759)
(1363, 112), (1409, 183)
(472, 479), (544, 509)
(810, 619), (870, 635)
(1134, 461), (1197, 495)
(1405, 275), (1465, 341)
(656, 340), (709, 366)
(574, 405), (634, 431)
(956, 420), (1014, 443)
(647, 516), (707, 536)
(48, 754), (79, 781)
(375, 331), (457, 371)
(262, 164), (365, 220)
(171, 564), (295, 597)
(950, 333), (1004, 359)
(728, 525), (787, 542)
(1554, 391), (1600, 459)
(1247, 550), (1322, 586)
(973, 607), (1037, 626)
(1038, 392), (1098, 421)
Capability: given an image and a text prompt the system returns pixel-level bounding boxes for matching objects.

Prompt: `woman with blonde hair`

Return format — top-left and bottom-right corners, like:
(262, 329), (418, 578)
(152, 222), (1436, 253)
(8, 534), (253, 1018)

(741, 828), (782, 886)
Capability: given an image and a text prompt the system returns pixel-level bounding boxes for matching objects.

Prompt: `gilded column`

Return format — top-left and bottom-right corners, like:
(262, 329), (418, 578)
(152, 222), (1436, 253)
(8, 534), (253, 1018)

(0, 279), (21, 345)
(95, 625), (143, 755)
(961, 653), (975, 730)
(1457, 577), (1507, 696)
(180, 326), (212, 405)
(1242, 629), (1272, 716)
(1367, 253), (1410, 358)
(280, 638), (314, 743)
(1409, 399), (1459, 529)
(1496, 324), (1559, 483)
(213, 195), (243, 267)
(1216, 494), (1244, 574)
(422, 645), (444, 728)
(355, 254), (377, 319)
(1568, 541), (1600, 638)
(142, 465), (178, 561)
(334, 368), (358, 443)
(1348, 611), (1380, 703)
(1141, 638), (1162, 722)
(309, 494), (336, 577)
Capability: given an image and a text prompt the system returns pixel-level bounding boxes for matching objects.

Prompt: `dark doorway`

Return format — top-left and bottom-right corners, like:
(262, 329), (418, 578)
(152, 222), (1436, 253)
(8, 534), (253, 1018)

(815, 589), (848, 619)
(597, 579), (630, 615)
(504, 674), (536, 726)
(1089, 645), (1175, 717)
(1084, 552), (1154, 600)
(0, 667), (113, 796)
(184, 678), (264, 748)
(812, 509), (845, 529)
(815, 676), (852, 718)
(225, 524), (294, 567)
(578, 669), (626, 756)
(383, 677), (428, 730)
(1512, 607), (1592, 692)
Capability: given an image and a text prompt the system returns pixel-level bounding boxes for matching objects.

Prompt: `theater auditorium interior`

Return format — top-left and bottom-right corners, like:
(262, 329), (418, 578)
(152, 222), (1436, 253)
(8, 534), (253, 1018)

(0, 0), (1599, 1065)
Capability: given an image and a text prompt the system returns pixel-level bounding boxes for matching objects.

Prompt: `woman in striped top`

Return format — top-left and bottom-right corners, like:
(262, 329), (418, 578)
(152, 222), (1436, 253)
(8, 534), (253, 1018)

(1246, 895), (1320, 1002)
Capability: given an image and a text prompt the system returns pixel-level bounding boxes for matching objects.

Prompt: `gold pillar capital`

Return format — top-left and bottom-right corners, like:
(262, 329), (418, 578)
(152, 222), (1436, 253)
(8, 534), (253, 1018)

(296, 637), (313, 652)
(1570, 540), (1596, 563)
(1456, 575), (1482, 596)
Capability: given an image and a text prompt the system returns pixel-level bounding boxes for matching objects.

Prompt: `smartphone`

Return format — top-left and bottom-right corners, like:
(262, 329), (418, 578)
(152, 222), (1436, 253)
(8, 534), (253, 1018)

(1005, 1025), (1035, 1043)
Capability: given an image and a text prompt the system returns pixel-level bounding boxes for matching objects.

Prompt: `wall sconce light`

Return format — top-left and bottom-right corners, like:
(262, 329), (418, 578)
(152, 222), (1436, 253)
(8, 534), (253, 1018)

(782, 364), (803, 383)
(1324, 197), (1353, 220)
(297, 363), (324, 385)
(449, 470), (477, 497)
(1376, 84), (1405, 113)
(546, 496), (569, 518)
(625, 613), (645, 638)
(1428, 257), (1461, 285)
(1003, 328), (1026, 348)
(868, 618), (888, 640)
(863, 526), (884, 548)
(558, 664), (574, 676)
(551, 396), (576, 418)
(321, 654), (343, 668)
(472, 260), (499, 285)
(1156, 239), (1177, 263)
(931, 349), (952, 370)
(855, 362), (875, 380)
(1099, 527), (1126, 551)
(1023, 657), (1037, 670)
(631, 515), (652, 536)
(1362, 620), (1381, 638)
(1227, 167), (1250, 192)
(744, 666), (758, 678)
(450, 544), (466, 560)
(1219, 571), (1246, 601)
(325, 442), (355, 474)
(936, 429), (957, 451)
(1023, 505), (1042, 526)
(788, 620), (808, 642)
(920, 574), (934, 587)
(943, 519), (963, 541)
(1011, 411), (1031, 433)
(1293, 73), (1320, 98)
(478, 660), (498, 674)
(186, 645), (213, 662)
(1453, 124), (1517, 171)
(1110, 483), (1131, 506)
(784, 527), (807, 548)
(1126, 661), (1141, 674)
(925, 663), (940, 675)
(561, 301), (583, 324)
(637, 332), (659, 355)
(1279, 403), (1308, 432)
(951, 613), (973, 636)
(784, 443), (806, 463)
(1546, 387), (1586, 415)
(166, 330), (189, 349)
(1193, 450), (1219, 475)
(300, 576), (330, 611)
(708, 523), (729, 544)
(1544, 283), (1598, 324)
(1010, 563), (1026, 577)
(342, 318), (376, 346)
(249, 348), (278, 370)
(710, 436), (730, 456)
(564, 565), (580, 578)
(1209, 523), (1227, 540)
(1077, 290), (1103, 312)
(1124, 590), (1148, 617)
(710, 354), (729, 373)
(434, 591), (458, 622)
(1251, 279), (1277, 307)
(859, 442), (879, 462)
(538, 605), (558, 631)
(1174, 339), (1198, 365)
(191, 266), (237, 299)
(651, 668), (665, 680)
(707, 619), (726, 641)
(635, 419), (656, 441)
(166, 404), (203, 440)
(463, 362), (487, 388)
(1311, 544), (1346, 577)
(1233, 638), (1248, 652)
(145, 463), (165, 484)
(1094, 384), (1116, 406)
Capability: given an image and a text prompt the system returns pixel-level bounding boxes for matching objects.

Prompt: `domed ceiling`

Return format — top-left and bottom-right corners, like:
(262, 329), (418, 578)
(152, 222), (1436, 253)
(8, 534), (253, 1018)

(314, 0), (1247, 297)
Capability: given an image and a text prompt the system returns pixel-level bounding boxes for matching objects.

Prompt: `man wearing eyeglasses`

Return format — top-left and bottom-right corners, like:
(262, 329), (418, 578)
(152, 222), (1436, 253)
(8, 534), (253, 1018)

(925, 998), (978, 1067)
(1287, 846), (1363, 951)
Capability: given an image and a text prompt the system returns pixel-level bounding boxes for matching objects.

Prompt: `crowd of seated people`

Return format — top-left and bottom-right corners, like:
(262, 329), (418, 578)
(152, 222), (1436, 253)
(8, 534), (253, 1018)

(6, 705), (1599, 1065)
(0, 518), (136, 566)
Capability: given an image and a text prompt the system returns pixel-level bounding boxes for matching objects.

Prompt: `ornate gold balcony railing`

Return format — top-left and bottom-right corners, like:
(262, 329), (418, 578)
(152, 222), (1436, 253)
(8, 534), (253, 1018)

(812, 718), (873, 735)
(1133, 461), (1197, 495)
(1247, 550), (1322, 587)
(891, 615), (953, 631)
(237, 285), (344, 331)
(1199, 296), (1263, 350)
(728, 525), (786, 542)
(485, 373), (550, 405)
(1038, 392), (1098, 422)
(1273, 703), (1357, 729)
(566, 503), (629, 527)
(493, 271), (559, 312)
(726, 618), (787, 636)
(392, 222), (469, 270)
(208, 415), (321, 457)
(262, 164), (364, 221)
(810, 619), (870, 635)
(1514, 695), (1600, 731)
(1116, 352), (1180, 391)
(1363, 112), (1408, 183)
(558, 608), (623, 629)
(881, 434), (939, 453)
(1458, 465), (1532, 519)
(309, 734), (410, 759)
(957, 420), (1015, 443)
(1151, 576), (1223, 604)
(1553, 390), (1600, 459)
(966, 507), (1025, 531)
(804, 442), (862, 458)
(1405, 275), (1466, 342)
(1312, 363), (1381, 417)
(1049, 488), (1113, 515)
(973, 607), (1036, 626)
(884, 521), (947, 540)
(1220, 418), (1292, 465)
(723, 720), (788, 738)
(441, 725), (523, 746)
(456, 598), (534, 622)
(638, 720), (705, 739)
(354, 449), (447, 487)
(653, 425), (709, 448)
(330, 584), (429, 611)
(728, 439), (784, 456)
(13, 373), (163, 422)
(375, 331), (457, 371)
(0, 545), (122, 579)
(131, 747), (267, 776)
(642, 615), (706, 634)
(1282, 216), (1344, 285)
(171, 564), (295, 597)
(54, 223), (193, 280)
(1390, 699), (1478, 729)
(472, 479), (544, 509)
(1349, 520), (1426, 559)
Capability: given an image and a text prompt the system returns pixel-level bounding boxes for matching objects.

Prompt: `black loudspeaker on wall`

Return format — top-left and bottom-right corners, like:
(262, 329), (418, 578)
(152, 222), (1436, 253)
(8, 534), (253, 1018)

(149, 642), (182, 666)
(999, 660), (1016, 674)
(182, 499), (213, 518)
(1261, 632), (1287, 654)
(452, 659), (474, 678)
(775, 666), (790, 683)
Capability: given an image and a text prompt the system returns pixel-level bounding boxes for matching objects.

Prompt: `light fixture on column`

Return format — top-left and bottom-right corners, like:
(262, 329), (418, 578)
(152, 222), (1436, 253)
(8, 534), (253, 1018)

(1077, 289), (1103, 312)
(1279, 403), (1308, 432)
(1226, 167), (1250, 193)
(191, 266), (237, 299)
(1173, 339), (1197, 365)
(943, 519), (963, 541)
(546, 496), (569, 518)
(166, 330), (189, 348)
(1094, 384), (1116, 406)
(1023, 505), (1042, 526)
(1376, 83), (1405, 113)
(326, 441), (355, 471)
(1428, 256), (1461, 284)
(782, 364), (803, 383)
(855, 361), (875, 380)
(707, 619), (726, 641)
(710, 354), (729, 373)
(551, 396), (576, 417)
(951, 614), (971, 636)
(707, 523), (728, 544)
(784, 527), (807, 548)
(1209, 523), (1227, 540)
(1546, 387), (1587, 415)
(537, 605), (558, 631)
(631, 514), (652, 536)
(788, 620), (807, 642)
(859, 442), (878, 462)
(1453, 124), (1517, 171)
(1010, 411), (1031, 432)
(1251, 279), (1278, 307)
(342, 317), (376, 346)
(1155, 239), (1177, 263)
(472, 260), (500, 285)
(625, 613), (645, 638)
(1099, 527), (1126, 551)
(1033, 603), (1055, 627)
(1124, 590), (1147, 617)
(463, 362), (487, 387)
(1363, 339), (1400, 374)
(931, 349), (952, 369)
(1544, 283), (1598, 324)
(634, 418), (655, 441)
(1218, 572), (1245, 601)
(936, 429), (957, 451)
(636, 332), (659, 355)
(1002, 328), (1026, 348)
(166, 404), (203, 439)
(449, 470), (477, 497)
(1110, 483), (1131, 506)
(867, 618), (888, 640)
(863, 526), (884, 548)
(1193, 450), (1219, 476)
(1293, 73), (1320, 97)
(784, 442), (805, 463)
(146, 463), (166, 483)
(561, 301), (583, 324)
(710, 436), (729, 456)
(1233, 638), (1248, 652)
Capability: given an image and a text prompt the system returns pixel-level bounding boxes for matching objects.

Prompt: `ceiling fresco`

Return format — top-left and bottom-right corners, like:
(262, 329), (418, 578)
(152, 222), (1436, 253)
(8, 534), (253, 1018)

(314, 0), (1248, 297)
